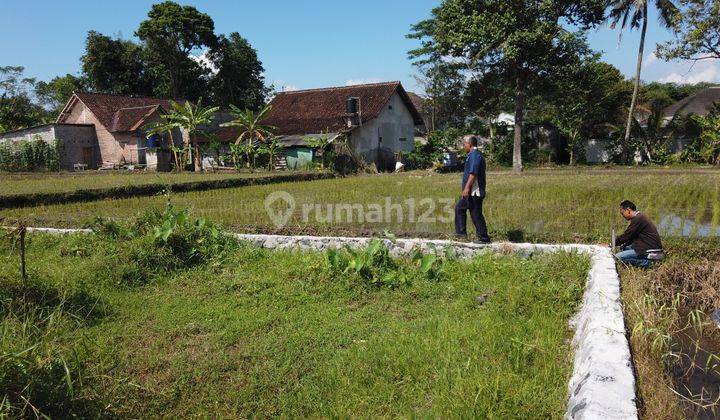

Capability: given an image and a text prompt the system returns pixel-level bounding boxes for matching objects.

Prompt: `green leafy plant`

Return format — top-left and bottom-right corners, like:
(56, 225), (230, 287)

(258, 137), (284, 171)
(326, 239), (446, 288)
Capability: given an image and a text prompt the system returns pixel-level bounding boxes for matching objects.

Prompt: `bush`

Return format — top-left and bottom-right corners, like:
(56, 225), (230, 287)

(0, 136), (62, 172)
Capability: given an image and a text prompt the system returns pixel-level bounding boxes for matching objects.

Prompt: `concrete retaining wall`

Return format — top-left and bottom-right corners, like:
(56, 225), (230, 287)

(17, 229), (638, 419)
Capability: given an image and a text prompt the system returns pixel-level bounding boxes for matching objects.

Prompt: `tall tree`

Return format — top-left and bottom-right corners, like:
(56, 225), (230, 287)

(412, 61), (468, 131)
(607, 0), (680, 148)
(208, 33), (269, 109)
(35, 74), (86, 116)
(0, 66), (48, 131)
(409, 0), (606, 172)
(137, 1), (217, 99)
(81, 31), (152, 95)
(657, 0), (720, 61)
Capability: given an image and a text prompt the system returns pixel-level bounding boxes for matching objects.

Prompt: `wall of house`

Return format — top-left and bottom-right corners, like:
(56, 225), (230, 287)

(63, 101), (122, 165)
(348, 92), (416, 171)
(0, 124), (98, 170)
(52, 124), (99, 169)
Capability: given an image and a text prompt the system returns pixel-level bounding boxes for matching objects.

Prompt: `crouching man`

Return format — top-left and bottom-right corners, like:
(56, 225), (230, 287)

(613, 200), (663, 268)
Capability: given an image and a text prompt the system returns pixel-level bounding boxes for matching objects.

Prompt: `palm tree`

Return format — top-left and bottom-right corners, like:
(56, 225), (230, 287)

(607, 0), (680, 148)
(220, 105), (275, 170)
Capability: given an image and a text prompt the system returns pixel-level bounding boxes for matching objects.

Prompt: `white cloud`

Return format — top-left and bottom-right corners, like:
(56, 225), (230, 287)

(657, 61), (720, 84)
(644, 52), (658, 66)
(658, 72), (686, 84)
(345, 78), (385, 86)
(190, 50), (217, 74)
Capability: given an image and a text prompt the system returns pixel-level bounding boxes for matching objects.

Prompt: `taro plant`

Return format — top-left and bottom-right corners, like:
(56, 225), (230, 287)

(326, 238), (446, 288)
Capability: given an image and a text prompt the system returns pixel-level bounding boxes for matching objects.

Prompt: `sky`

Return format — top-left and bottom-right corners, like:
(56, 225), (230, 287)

(2, 0), (718, 94)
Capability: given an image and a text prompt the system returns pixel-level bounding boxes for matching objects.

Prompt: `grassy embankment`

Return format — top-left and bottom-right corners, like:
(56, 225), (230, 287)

(0, 171), (275, 196)
(621, 238), (720, 419)
(0, 210), (589, 417)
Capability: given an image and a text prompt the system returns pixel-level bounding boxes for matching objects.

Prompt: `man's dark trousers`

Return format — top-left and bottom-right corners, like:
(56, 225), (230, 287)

(455, 196), (490, 241)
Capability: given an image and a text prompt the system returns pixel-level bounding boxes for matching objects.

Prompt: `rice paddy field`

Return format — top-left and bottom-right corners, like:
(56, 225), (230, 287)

(0, 231), (589, 418)
(3, 167), (719, 243)
(0, 170), (286, 196)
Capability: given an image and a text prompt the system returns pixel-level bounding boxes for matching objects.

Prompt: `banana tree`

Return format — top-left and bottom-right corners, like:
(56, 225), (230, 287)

(259, 138), (284, 171)
(220, 104), (275, 171)
(164, 98), (219, 171)
(304, 133), (334, 169)
(145, 120), (185, 171)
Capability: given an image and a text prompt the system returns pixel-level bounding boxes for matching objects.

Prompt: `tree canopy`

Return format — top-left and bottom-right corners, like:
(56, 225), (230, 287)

(657, 0), (720, 60)
(409, 0), (607, 171)
(208, 33), (269, 109)
(79, 1), (268, 106)
(137, 1), (217, 99)
(81, 31), (152, 95)
(0, 66), (50, 131)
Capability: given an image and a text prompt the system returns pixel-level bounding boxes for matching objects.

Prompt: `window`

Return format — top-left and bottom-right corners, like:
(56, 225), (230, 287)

(388, 105), (393, 110)
(399, 137), (407, 142)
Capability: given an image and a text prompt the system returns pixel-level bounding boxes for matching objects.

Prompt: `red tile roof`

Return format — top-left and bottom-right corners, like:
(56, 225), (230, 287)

(110, 105), (162, 132)
(262, 81), (424, 135)
(59, 92), (178, 132)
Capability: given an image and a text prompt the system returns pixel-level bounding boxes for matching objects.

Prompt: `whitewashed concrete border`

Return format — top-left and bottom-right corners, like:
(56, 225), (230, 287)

(233, 234), (638, 420)
(19, 228), (637, 419)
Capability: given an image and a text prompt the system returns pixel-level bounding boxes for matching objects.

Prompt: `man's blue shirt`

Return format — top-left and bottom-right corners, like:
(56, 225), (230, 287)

(461, 148), (486, 197)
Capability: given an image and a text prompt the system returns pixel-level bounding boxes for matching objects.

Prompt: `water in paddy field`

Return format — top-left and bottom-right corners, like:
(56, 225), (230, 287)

(659, 214), (720, 237)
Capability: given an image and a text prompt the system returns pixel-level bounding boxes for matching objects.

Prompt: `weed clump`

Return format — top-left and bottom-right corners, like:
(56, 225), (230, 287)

(90, 204), (237, 287)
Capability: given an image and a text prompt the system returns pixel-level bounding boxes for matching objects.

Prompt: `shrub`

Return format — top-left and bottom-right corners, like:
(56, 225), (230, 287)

(0, 136), (62, 172)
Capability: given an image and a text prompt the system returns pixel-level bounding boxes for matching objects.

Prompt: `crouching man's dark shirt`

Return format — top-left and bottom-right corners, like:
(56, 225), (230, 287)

(614, 213), (663, 255)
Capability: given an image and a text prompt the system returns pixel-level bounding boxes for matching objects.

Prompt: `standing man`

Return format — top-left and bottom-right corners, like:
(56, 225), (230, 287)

(613, 200), (663, 268)
(455, 136), (491, 243)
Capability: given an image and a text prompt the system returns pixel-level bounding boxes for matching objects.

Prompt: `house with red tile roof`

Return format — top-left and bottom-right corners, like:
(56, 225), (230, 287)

(55, 92), (184, 169)
(0, 92), (185, 171)
(212, 81), (424, 171)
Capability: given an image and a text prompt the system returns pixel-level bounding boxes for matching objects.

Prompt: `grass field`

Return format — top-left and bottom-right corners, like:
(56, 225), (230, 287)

(0, 230), (589, 418)
(0, 170), (288, 196)
(4, 167), (719, 243)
